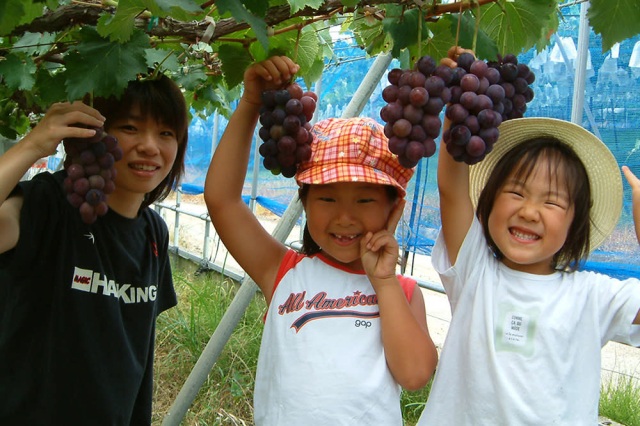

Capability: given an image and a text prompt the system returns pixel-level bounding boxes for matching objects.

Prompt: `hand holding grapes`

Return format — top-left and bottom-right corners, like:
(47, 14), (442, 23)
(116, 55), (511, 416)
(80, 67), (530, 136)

(442, 45), (476, 68)
(21, 101), (105, 159)
(241, 56), (300, 106)
(252, 56), (318, 177)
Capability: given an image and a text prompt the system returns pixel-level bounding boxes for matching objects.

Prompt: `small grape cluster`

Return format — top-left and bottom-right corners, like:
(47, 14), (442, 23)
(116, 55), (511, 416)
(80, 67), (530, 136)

(62, 127), (123, 224)
(258, 83), (318, 178)
(443, 52), (535, 164)
(487, 53), (535, 120)
(380, 55), (452, 168)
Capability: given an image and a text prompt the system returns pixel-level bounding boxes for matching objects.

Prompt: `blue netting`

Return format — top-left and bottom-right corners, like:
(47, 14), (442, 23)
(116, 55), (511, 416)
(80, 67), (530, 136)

(178, 6), (640, 279)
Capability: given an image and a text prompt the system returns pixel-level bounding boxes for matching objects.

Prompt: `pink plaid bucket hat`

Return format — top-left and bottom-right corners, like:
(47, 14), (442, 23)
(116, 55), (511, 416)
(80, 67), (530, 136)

(295, 117), (414, 198)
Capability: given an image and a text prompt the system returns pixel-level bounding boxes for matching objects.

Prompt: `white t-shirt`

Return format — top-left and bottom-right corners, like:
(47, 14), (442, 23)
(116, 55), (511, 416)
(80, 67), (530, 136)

(254, 250), (415, 426)
(418, 218), (640, 425)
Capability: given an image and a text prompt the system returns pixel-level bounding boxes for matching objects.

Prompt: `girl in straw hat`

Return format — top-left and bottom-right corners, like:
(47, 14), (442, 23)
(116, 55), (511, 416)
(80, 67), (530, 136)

(418, 48), (640, 425)
(204, 56), (437, 425)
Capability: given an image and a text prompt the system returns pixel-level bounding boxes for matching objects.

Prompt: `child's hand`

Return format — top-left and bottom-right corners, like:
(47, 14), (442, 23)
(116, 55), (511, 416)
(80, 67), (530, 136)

(360, 199), (406, 282)
(20, 101), (105, 158)
(622, 165), (640, 244)
(241, 56), (300, 106)
(441, 45), (475, 68)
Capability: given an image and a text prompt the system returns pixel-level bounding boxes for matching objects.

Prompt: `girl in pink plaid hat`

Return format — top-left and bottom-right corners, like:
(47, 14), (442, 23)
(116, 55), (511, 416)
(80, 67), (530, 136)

(205, 56), (437, 425)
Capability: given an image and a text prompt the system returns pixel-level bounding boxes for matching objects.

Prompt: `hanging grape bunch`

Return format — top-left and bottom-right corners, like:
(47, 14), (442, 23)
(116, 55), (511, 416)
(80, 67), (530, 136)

(488, 53), (536, 120)
(380, 55), (451, 168)
(258, 82), (318, 178)
(62, 127), (123, 224)
(442, 52), (536, 165)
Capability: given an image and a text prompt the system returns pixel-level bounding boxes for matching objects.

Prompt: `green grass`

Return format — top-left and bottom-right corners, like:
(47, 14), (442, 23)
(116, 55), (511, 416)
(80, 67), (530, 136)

(153, 254), (639, 425)
(152, 255), (264, 424)
(600, 374), (640, 426)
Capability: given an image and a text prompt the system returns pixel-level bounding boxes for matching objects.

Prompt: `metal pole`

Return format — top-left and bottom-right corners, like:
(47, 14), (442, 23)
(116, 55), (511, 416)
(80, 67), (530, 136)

(555, 32), (601, 138)
(341, 52), (392, 118)
(571, 1), (591, 125)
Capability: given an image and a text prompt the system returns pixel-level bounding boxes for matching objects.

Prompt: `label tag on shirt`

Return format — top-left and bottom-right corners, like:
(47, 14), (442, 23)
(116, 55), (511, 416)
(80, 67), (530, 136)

(494, 303), (538, 357)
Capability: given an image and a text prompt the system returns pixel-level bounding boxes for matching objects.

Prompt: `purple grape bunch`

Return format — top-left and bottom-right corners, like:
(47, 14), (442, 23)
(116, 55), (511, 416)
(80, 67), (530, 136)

(442, 52), (535, 164)
(63, 127), (122, 224)
(258, 83), (318, 178)
(380, 55), (452, 168)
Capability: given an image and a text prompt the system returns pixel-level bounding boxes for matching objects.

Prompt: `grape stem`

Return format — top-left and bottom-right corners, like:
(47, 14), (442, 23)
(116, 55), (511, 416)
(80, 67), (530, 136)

(473, 2), (480, 54)
(417, 7), (423, 58)
(454, 2), (462, 48)
(294, 26), (301, 63)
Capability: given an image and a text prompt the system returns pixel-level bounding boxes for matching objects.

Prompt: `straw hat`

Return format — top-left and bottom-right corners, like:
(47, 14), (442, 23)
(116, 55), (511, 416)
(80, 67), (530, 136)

(296, 117), (414, 198)
(469, 117), (622, 252)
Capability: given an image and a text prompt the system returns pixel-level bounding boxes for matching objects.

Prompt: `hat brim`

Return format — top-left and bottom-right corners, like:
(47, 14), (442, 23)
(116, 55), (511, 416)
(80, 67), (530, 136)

(469, 117), (622, 252)
(296, 163), (407, 198)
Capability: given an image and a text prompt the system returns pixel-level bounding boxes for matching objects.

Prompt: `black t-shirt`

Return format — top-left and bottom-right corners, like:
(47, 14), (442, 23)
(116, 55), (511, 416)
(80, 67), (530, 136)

(0, 171), (177, 425)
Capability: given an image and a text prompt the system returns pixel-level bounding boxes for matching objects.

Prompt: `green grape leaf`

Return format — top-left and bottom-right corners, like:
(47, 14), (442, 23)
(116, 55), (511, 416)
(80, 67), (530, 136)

(0, 99), (30, 139)
(348, 12), (389, 57)
(145, 48), (181, 73)
(479, 0), (558, 56)
(216, 0), (269, 51)
(13, 32), (57, 56)
(407, 17), (457, 67)
(260, 27), (321, 74)
(302, 56), (325, 90)
(288, 0), (324, 14)
(218, 43), (255, 90)
(588, 0), (640, 52)
(451, 12), (499, 61)
(243, 0), (269, 17)
(35, 68), (68, 106)
(153, 0), (201, 14)
(64, 28), (150, 100)
(0, 53), (36, 90)
(396, 48), (412, 71)
(383, 6), (422, 57)
(0, 0), (46, 35)
(0, 0), (24, 36)
(293, 29), (320, 73)
(173, 67), (207, 91)
(340, 0), (360, 7)
(96, 0), (146, 43)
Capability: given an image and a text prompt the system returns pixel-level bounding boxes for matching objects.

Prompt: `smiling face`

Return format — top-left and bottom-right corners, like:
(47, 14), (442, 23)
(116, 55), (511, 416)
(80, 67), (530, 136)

(105, 105), (179, 216)
(303, 182), (396, 270)
(93, 74), (188, 214)
(487, 156), (575, 274)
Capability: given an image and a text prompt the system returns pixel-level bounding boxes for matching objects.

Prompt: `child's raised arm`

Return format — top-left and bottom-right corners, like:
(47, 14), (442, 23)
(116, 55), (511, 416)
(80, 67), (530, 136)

(437, 48), (476, 264)
(0, 101), (105, 254)
(204, 56), (299, 303)
(622, 165), (640, 244)
(621, 166), (640, 325)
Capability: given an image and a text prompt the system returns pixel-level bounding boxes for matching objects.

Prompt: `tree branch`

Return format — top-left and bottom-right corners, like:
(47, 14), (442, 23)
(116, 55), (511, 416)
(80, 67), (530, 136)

(9, 0), (497, 44)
